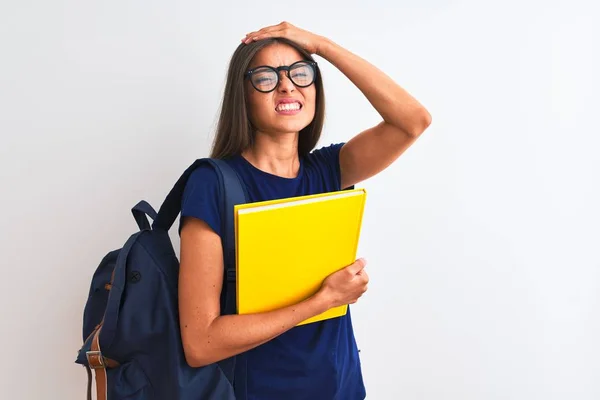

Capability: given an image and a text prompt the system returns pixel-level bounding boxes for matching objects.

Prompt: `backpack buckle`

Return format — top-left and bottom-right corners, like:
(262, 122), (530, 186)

(86, 350), (105, 369)
(226, 269), (236, 282)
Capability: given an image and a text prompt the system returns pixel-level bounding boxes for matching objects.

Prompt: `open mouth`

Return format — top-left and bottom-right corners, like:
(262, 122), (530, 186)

(275, 102), (303, 113)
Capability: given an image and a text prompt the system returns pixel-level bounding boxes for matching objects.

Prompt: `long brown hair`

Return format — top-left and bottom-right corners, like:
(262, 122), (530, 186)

(210, 38), (325, 159)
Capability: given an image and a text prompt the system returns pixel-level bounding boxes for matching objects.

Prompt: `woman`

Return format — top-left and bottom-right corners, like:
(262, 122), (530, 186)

(178, 22), (431, 400)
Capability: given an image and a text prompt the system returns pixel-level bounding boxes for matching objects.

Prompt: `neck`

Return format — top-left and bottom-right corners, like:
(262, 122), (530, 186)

(242, 130), (300, 178)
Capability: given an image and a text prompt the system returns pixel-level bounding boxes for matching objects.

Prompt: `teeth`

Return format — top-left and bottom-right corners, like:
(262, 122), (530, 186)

(276, 102), (301, 112)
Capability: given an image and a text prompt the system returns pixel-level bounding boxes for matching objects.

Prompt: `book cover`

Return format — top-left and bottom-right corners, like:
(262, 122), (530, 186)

(234, 188), (367, 326)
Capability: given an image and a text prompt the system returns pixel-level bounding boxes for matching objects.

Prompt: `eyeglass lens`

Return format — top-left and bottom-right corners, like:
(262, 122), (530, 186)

(250, 62), (315, 92)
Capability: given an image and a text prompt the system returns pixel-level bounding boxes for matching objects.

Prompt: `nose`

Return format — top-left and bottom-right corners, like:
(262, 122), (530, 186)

(277, 71), (295, 93)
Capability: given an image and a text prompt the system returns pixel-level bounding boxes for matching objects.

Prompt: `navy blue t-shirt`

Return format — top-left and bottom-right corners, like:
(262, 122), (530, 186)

(180, 142), (366, 400)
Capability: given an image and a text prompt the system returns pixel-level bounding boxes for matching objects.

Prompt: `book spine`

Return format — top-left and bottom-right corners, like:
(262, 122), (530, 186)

(351, 191), (367, 259)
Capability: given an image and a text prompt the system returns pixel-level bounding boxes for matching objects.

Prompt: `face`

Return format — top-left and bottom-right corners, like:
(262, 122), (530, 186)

(245, 43), (317, 137)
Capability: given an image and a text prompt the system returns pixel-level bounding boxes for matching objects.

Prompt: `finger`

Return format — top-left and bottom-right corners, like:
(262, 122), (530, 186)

(243, 31), (267, 43)
(360, 270), (369, 283)
(347, 258), (367, 275)
(242, 31), (259, 43)
(260, 22), (288, 33)
(243, 25), (280, 41)
(249, 29), (286, 43)
(242, 29), (262, 42)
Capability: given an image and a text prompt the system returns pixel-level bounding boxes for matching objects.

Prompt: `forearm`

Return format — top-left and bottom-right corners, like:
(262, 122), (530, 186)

(317, 37), (430, 136)
(188, 291), (331, 367)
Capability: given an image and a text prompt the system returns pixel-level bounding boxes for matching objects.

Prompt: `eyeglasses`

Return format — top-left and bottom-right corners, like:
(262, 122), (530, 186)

(245, 61), (318, 93)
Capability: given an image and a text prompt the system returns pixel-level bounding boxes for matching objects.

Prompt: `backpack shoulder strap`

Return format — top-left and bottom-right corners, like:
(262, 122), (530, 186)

(203, 159), (247, 315)
(153, 158), (248, 314)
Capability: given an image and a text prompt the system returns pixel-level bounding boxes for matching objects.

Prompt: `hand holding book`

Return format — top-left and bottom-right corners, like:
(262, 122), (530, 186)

(317, 258), (369, 309)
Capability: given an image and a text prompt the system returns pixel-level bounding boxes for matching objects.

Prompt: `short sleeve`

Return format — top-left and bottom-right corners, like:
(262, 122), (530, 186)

(307, 142), (346, 190)
(179, 164), (222, 237)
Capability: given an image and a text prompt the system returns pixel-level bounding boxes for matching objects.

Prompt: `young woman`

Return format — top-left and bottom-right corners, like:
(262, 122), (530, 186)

(178, 22), (431, 400)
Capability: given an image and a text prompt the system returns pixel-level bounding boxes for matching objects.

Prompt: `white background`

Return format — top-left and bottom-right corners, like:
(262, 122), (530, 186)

(1, 0), (599, 399)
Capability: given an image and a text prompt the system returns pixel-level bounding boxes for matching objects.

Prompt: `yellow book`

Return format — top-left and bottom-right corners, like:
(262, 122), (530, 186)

(234, 188), (367, 326)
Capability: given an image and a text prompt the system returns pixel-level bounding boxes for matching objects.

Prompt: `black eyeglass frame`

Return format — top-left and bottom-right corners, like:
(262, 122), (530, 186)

(244, 60), (318, 93)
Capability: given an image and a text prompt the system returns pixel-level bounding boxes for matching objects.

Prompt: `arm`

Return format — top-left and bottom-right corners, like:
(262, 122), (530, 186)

(178, 217), (369, 368)
(316, 38), (432, 189)
(178, 217), (331, 367)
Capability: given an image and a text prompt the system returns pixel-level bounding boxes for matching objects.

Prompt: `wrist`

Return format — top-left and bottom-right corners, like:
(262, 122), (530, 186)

(315, 36), (334, 58)
(311, 287), (334, 313)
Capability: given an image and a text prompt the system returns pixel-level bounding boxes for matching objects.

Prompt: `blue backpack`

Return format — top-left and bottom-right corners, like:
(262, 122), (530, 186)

(75, 158), (249, 400)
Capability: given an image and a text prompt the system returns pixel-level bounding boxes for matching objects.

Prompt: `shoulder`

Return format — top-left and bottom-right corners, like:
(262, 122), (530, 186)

(307, 142), (345, 162)
(304, 142), (346, 190)
(180, 163), (222, 236)
(182, 163), (221, 206)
